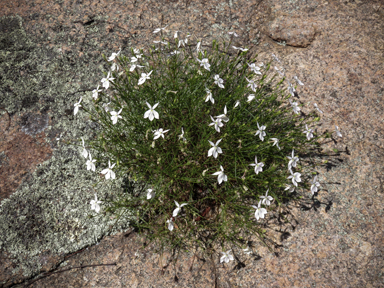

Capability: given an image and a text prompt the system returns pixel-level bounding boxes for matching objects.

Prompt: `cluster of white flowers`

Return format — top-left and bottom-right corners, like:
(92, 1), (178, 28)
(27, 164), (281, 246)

(130, 48), (145, 71)
(75, 29), (343, 247)
(74, 49), (128, 213)
(220, 188), (274, 263)
(197, 56), (281, 225)
(82, 146), (116, 213)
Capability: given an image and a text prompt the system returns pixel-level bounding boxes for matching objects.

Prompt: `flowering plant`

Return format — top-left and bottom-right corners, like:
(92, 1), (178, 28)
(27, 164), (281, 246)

(73, 29), (335, 261)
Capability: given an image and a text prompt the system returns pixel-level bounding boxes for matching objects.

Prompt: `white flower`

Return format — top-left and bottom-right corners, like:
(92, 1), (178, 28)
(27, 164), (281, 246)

(249, 156), (264, 175)
(107, 49), (121, 61)
(274, 66), (284, 77)
(232, 46), (248, 52)
(153, 40), (168, 45)
(284, 184), (295, 193)
(74, 97), (82, 115)
(197, 58), (210, 71)
(270, 138), (281, 150)
(172, 201), (188, 217)
(220, 250), (234, 263)
(234, 100), (240, 108)
(92, 85), (102, 100)
(247, 94), (256, 102)
(310, 176), (320, 195)
(228, 31), (239, 37)
(101, 71), (115, 90)
(293, 75), (304, 86)
(170, 50), (181, 56)
(166, 218), (174, 231)
(147, 189), (155, 200)
(248, 63), (262, 75)
(110, 108), (123, 125)
(208, 139), (223, 158)
(212, 165), (227, 184)
(246, 77), (257, 92)
(214, 74), (224, 88)
(335, 125), (342, 137)
(196, 41), (201, 52)
(86, 153), (96, 172)
(174, 31), (179, 38)
(314, 103), (323, 114)
(215, 105), (229, 123)
(111, 62), (119, 72)
(242, 247), (252, 255)
(153, 128), (170, 140)
(287, 172), (301, 187)
(255, 122), (266, 141)
(131, 56), (139, 63)
(144, 102), (159, 121)
(90, 194), (102, 213)
(81, 137), (88, 158)
(178, 35), (190, 48)
(289, 99), (301, 115)
(153, 25), (168, 33)
(303, 124), (314, 141)
(101, 160), (116, 180)
(138, 70), (153, 85)
(178, 127), (187, 143)
(288, 82), (296, 96)
(205, 88), (214, 104)
(130, 64), (144, 72)
(260, 189), (273, 206)
(209, 116), (224, 132)
(251, 200), (267, 221)
(287, 149), (299, 171)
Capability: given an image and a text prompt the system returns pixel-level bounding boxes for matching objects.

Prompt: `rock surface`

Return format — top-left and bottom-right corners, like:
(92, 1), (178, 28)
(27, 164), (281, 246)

(264, 12), (318, 47)
(0, 0), (383, 287)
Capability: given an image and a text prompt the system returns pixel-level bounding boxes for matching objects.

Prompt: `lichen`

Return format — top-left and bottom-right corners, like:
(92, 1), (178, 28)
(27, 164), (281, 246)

(0, 144), (135, 278)
(0, 15), (137, 281)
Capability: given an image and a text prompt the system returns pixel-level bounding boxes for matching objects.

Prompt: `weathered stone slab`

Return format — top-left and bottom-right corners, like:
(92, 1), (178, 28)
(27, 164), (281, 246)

(264, 13), (317, 47)
(0, 0), (383, 287)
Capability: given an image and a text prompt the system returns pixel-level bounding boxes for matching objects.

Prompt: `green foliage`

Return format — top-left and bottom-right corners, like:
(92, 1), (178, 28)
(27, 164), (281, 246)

(79, 36), (329, 255)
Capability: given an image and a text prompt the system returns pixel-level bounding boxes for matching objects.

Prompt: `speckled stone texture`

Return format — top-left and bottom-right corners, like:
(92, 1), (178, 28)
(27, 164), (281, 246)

(0, 0), (383, 287)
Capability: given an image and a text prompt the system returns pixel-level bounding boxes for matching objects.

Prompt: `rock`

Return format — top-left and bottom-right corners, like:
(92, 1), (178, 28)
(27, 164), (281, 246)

(264, 13), (317, 47)
(0, 0), (383, 287)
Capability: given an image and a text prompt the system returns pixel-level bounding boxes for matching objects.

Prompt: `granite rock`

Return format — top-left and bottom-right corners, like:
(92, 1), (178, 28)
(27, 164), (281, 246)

(0, 0), (383, 287)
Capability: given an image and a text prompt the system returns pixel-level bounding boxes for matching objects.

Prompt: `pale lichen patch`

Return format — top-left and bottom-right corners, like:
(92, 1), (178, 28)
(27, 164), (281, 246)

(0, 15), (138, 282)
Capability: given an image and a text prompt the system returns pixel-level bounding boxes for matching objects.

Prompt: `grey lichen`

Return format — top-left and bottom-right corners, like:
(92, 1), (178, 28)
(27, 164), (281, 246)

(0, 15), (138, 281)
(0, 144), (134, 278)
